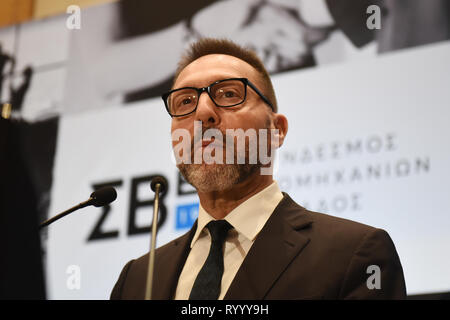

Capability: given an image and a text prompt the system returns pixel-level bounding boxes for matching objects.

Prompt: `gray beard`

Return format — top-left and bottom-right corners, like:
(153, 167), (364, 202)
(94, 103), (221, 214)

(177, 162), (261, 193)
(177, 120), (272, 193)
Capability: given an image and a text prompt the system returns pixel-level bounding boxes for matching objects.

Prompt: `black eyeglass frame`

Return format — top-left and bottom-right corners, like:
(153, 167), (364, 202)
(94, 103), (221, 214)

(161, 77), (274, 117)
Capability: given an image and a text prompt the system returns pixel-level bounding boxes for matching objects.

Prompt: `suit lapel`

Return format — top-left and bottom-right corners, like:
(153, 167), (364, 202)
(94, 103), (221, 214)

(152, 221), (197, 299)
(224, 194), (313, 300)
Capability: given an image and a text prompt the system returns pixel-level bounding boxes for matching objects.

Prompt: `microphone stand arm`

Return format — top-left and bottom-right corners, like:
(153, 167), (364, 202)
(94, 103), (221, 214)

(39, 199), (91, 229)
(145, 183), (161, 300)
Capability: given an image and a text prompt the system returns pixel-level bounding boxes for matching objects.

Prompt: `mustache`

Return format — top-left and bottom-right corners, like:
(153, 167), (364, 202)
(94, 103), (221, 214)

(172, 120), (276, 167)
(185, 127), (273, 152)
(191, 126), (226, 150)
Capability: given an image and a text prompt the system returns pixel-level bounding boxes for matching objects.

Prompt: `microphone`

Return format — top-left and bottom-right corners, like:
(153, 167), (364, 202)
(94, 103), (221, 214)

(145, 175), (168, 300)
(39, 186), (117, 229)
(150, 175), (168, 194)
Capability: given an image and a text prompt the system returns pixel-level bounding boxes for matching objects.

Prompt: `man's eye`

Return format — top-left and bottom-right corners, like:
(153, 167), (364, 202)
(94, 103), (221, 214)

(224, 91), (235, 98)
(182, 98), (192, 105)
(176, 95), (196, 107)
(217, 89), (238, 98)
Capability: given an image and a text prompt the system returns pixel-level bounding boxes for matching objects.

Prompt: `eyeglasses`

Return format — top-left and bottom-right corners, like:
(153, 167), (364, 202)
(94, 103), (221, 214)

(161, 78), (274, 117)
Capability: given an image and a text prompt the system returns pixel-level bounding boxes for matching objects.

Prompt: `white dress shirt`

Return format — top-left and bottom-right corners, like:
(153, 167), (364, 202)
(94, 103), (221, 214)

(174, 181), (284, 300)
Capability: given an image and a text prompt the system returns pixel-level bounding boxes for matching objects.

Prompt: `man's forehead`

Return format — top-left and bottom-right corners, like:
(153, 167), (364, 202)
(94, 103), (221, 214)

(174, 54), (259, 88)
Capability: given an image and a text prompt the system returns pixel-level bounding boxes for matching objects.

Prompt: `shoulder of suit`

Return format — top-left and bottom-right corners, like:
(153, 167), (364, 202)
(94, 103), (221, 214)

(131, 229), (193, 265)
(307, 208), (375, 233)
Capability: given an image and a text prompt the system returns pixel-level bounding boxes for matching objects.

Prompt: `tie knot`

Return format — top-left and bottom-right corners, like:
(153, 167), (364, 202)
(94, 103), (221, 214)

(206, 220), (232, 243)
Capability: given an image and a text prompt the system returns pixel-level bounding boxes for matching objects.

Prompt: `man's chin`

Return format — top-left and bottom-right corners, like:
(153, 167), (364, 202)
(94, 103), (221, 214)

(177, 163), (259, 193)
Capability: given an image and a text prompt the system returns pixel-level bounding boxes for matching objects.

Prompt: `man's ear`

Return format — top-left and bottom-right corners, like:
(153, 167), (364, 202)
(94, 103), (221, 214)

(273, 113), (288, 148)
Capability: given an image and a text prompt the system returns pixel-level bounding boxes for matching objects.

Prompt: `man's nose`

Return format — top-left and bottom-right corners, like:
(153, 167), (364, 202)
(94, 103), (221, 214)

(194, 92), (219, 127)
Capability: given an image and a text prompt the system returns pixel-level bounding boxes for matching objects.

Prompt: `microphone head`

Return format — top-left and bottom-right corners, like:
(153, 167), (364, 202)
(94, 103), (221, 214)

(90, 186), (117, 207)
(150, 176), (168, 194)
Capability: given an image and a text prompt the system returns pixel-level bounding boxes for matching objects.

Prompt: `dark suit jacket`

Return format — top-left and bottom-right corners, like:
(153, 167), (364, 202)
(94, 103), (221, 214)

(110, 194), (406, 299)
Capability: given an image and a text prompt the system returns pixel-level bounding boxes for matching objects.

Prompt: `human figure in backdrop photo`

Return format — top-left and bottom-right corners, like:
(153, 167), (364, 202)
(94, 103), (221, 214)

(111, 38), (406, 300)
(0, 43), (14, 102)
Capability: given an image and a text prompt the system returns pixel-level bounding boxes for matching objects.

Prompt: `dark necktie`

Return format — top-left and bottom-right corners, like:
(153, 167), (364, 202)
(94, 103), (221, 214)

(189, 220), (233, 300)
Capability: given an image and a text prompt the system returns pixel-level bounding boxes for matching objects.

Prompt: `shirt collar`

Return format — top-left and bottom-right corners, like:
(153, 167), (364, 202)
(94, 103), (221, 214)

(190, 181), (283, 248)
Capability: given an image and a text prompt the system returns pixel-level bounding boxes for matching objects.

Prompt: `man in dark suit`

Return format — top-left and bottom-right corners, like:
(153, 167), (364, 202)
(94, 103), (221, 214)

(111, 38), (406, 300)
